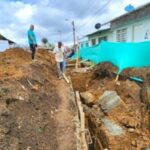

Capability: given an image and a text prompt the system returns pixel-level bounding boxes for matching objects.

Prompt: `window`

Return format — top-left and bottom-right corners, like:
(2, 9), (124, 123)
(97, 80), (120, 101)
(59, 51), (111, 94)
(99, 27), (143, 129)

(116, 28), (127, 42)
(98, 36), (107, 43)
(91, 39), (96, 46)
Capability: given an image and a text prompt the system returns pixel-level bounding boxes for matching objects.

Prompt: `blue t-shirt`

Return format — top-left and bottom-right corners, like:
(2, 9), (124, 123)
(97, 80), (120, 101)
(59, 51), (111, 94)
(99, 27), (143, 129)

(27, 29), (37, 45)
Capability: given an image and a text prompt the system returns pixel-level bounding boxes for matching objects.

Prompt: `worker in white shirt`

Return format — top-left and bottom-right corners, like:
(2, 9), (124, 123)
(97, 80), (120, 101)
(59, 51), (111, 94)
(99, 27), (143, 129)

(53, 41), (66, 79)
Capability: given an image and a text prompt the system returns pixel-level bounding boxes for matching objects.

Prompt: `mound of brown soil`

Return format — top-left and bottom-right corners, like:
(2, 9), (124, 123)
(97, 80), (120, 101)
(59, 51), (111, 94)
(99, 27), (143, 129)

(0, 48), (76, 150)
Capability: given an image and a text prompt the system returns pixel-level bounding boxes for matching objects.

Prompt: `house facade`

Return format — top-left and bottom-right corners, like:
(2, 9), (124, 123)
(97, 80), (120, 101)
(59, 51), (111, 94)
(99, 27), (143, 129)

(86, 2), (150, 47)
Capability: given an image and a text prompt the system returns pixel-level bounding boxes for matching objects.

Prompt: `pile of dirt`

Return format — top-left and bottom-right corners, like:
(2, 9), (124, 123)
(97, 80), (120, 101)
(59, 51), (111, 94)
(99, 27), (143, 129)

(69, 62), (150, 150)
(0, 48), (77, 150)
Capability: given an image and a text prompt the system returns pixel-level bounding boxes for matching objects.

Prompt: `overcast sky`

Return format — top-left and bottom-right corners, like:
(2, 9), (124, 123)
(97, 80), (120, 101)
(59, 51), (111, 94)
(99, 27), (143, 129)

(0, 0), (149, 45)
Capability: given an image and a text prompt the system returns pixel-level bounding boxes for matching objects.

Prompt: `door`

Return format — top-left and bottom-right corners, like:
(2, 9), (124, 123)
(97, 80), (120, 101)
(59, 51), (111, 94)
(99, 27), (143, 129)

(133, 24), (143, 42)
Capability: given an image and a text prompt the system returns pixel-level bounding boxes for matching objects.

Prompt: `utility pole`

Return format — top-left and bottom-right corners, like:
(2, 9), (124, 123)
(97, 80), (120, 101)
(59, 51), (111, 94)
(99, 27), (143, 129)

(65, 19), (76, 48)
(72, 21), (76, 49)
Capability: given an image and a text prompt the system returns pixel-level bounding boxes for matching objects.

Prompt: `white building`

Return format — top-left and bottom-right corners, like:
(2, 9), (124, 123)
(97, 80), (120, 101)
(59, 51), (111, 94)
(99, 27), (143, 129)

(86, 2), (150, 47)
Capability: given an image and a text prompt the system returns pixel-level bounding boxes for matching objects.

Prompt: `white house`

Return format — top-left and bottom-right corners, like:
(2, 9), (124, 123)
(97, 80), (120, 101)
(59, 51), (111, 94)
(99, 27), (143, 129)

(86, 2), (150, 47)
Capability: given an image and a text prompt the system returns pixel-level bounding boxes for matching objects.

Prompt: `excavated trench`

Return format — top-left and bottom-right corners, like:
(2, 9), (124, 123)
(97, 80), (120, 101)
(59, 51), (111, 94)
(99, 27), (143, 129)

(68, 63), (150, 150)
(1, 48), (150, 150)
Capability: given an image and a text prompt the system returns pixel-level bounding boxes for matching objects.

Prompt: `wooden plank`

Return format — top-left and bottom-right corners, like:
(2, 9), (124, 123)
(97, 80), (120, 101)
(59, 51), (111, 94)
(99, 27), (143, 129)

(79, 59), (88, 64)
(75, 91), (88, 150)
(85, 129), (93, 144)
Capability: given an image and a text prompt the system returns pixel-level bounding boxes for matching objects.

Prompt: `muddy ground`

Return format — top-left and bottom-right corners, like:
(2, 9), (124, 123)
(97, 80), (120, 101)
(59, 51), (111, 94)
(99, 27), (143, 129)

(0, 48), (77, 150)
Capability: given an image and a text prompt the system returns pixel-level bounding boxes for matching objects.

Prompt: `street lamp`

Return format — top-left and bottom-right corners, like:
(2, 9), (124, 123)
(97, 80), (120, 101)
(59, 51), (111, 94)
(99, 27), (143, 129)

(65, 19), (76, 49)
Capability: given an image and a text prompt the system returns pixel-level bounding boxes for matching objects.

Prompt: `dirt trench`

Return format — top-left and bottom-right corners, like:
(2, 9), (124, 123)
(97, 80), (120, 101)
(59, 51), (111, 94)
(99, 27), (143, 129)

(68, 63), (150, 150)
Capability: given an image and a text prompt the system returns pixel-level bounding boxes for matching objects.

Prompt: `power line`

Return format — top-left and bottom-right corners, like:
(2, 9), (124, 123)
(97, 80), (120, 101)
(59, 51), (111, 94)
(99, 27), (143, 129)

(77, 0), (112, 32)
(64, 0), (113, 43)
(77, 0), (101, 18)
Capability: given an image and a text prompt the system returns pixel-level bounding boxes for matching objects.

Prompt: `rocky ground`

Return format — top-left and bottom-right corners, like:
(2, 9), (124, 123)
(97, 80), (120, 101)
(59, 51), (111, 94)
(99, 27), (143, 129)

(0, 48), (77, 150)
(69, 62), (150, 150)
(0, 48), (150, 150)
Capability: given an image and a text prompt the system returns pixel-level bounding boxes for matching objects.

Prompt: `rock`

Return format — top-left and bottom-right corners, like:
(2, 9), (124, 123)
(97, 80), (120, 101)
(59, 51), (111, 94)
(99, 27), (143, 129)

(51, 111), (54, 115)
(141, 147), (150, 150)
(140, 87), (150, 106)
(31, 85), (39, 91)
(102, 118), (124, 136)
(99, 91), (123, 112)
(92, 105), (99, 109)
(128, 128), (135, 133)
(143, 136), (149, 141)
(18, 96), (24, 101)
(131, 140), (137, 147)
(116, 81), (121, 86)
(26, 146), (31, 150)
(135, 129), (141, 135)
(0, 104), (10, 116)
(121, 117), (139, 128)
(80, 91), (96, 105)
(9, 137), (19, 150)
(127, 119), (139, 128)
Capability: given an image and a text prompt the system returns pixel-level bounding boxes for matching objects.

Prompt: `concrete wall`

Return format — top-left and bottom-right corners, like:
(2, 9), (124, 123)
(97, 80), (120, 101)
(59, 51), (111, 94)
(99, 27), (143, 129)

(112, 17), (150, 42)
(87, 16), (150, 45)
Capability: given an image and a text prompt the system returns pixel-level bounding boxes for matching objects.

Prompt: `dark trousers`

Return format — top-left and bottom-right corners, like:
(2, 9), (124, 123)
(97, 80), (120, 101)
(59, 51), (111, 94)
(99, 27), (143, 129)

(60, 62), (64, 72)
(30, 44), (36, 60)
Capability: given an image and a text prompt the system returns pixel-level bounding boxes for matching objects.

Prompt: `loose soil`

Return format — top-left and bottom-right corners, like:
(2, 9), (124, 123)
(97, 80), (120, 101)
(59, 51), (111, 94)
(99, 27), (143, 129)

(0, 48), (77, 150)
(68, 62), (150, 150)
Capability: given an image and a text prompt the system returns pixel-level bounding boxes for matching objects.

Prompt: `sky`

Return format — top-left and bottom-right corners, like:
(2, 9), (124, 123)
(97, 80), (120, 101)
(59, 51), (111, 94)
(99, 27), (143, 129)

(0, 0), (149, 45)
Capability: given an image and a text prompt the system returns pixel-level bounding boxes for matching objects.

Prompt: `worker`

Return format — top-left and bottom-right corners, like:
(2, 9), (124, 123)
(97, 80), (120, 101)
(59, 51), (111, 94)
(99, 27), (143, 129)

(66, 48), (75, 59)
(53, 41), (66, 79)
(27, 25), (37, 62)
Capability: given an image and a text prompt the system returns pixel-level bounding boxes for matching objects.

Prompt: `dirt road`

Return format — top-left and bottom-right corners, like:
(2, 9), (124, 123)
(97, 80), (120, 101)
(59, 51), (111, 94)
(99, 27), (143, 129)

(54, 80), (77, 150)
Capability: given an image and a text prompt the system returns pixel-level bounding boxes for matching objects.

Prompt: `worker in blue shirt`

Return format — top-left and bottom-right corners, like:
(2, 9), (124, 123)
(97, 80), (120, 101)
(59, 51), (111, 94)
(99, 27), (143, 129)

(27, 25), (37, 61)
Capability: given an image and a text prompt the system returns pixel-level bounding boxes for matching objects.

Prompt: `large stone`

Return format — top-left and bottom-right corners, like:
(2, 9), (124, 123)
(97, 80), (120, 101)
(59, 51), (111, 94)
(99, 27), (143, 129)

(99, 91), (123, 112)
(80, 91), (96, 105)
(120, 117), (139, 128)
(102, 118), (125, 136)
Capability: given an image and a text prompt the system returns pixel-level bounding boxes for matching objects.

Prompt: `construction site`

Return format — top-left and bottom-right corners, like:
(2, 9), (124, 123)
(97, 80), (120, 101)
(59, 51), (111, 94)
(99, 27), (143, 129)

(0, 47), (150, 150)
(0, 0), (150, 150)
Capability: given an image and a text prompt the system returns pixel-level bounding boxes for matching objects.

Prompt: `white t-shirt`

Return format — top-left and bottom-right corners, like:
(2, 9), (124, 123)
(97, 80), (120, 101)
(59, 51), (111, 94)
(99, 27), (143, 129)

(53, 46), (65, 62)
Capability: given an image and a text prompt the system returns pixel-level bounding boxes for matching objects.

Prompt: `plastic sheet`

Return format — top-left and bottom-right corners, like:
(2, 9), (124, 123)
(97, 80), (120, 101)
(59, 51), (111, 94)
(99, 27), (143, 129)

(77, 41), (150, 74)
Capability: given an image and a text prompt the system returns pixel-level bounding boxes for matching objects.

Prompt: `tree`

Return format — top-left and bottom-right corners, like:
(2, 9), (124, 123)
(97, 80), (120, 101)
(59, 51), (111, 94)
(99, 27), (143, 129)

(41, 38), (48, 45)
